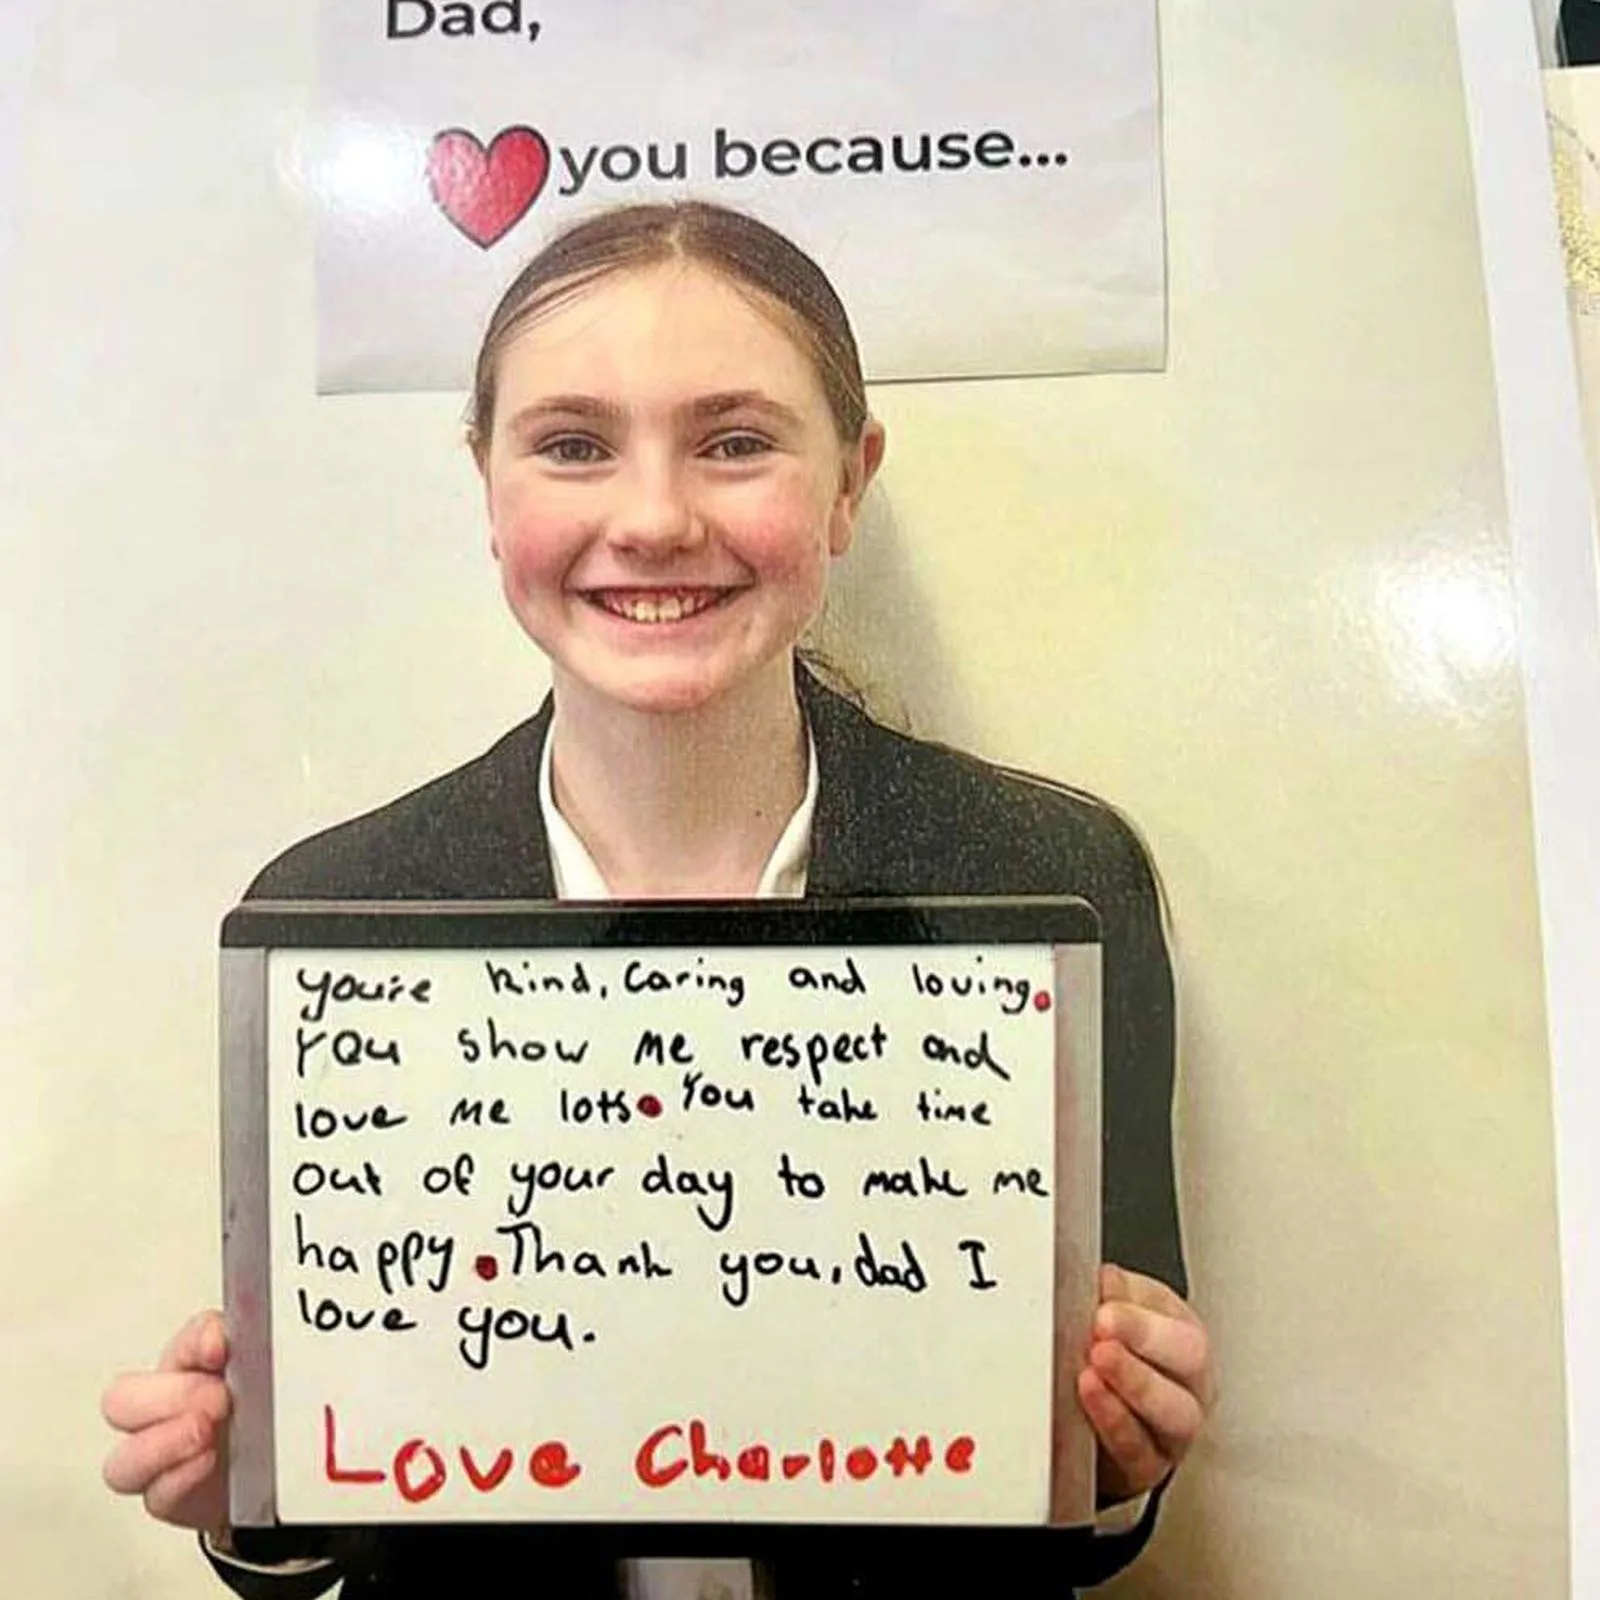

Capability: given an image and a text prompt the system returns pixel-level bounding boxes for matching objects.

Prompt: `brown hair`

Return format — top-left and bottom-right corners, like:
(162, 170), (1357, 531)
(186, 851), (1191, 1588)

(467, 202), (869, 457)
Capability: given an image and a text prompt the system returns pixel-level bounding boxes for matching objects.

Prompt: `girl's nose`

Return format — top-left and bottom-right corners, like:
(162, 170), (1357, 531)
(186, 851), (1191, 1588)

(608, 457), (702, 554)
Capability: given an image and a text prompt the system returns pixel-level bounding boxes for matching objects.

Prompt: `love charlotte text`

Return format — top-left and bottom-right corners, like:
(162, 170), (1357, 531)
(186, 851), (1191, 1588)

(321, 1404), (976, 1504)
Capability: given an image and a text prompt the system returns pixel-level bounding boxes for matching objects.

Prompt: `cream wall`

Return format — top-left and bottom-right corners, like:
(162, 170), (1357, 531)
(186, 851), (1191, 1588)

(0, 1), (1569, 1598)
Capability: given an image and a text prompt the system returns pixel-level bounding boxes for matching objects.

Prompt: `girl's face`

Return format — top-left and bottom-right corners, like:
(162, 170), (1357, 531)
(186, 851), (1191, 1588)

(480, 262), (882, 718)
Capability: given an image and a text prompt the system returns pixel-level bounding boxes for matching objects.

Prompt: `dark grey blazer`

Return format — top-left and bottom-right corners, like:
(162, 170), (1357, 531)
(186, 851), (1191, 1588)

(214, 672), (1184, 1599)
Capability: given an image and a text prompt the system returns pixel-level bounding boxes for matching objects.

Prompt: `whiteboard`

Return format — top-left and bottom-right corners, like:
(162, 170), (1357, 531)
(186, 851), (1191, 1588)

(221, 900), (1101, 1531)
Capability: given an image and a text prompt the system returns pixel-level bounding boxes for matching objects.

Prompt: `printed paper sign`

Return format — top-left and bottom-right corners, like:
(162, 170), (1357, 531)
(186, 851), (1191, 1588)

(313, 2), (1167, 392)
(239, 932), (1099, 1525)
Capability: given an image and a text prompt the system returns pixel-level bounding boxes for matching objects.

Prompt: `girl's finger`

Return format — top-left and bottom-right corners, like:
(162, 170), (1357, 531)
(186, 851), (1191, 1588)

(1089, 1339), (1206, 1454)
(1093, 1302), (1213, 1395)
(102, 1408), (217, 1497)
(159, 1310), (227, 1374)
(102, 1371), (230, 1434)
(142, 1446), (224, 1529)
(1076, 1368), (1169, 1494)
(1099, 1264), (1195, 1324)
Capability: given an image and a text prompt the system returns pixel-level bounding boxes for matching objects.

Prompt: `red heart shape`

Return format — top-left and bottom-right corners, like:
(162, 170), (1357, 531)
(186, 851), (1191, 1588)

(427, 125), (550, 249)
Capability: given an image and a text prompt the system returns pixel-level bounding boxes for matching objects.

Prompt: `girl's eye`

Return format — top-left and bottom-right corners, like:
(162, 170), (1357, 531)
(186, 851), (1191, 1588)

(537, 434), (609, 466)
(704, 432), (773, 462)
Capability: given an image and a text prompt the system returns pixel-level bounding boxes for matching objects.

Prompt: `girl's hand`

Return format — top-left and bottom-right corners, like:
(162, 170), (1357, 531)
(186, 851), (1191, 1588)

(101, 1309), (232, 1534)
(1078, 1264), (1216, 1504)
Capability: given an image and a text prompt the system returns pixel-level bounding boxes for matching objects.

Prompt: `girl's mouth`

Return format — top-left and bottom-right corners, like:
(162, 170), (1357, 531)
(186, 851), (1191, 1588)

(584, 588), (737, 624)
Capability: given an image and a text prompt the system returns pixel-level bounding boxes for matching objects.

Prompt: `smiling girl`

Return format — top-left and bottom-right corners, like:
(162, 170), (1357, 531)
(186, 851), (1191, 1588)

(101, 202), (1213, 1599)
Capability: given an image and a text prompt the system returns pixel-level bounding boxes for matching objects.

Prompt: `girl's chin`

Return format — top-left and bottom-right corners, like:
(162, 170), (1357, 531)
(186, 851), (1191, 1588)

(554, 652), (795, 720)
(555, 663), (726, 715)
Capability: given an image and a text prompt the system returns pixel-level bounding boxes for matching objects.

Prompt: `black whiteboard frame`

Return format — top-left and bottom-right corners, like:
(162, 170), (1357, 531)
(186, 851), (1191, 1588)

(220, 895), (1102, 1558)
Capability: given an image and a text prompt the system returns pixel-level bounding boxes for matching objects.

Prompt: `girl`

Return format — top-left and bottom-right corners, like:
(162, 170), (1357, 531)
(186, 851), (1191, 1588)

(101, 202), (1214, 1598)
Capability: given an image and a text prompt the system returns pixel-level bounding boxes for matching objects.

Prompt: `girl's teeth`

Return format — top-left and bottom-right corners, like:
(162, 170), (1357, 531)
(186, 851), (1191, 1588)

(610, 592), (712, 622)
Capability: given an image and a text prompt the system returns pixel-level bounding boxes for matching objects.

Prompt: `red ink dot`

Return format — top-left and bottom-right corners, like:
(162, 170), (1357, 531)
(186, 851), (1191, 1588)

(637, 1094), (663, 1118)
(474, 1255), (499, 1281)
(1033, 990), (1053, 1012)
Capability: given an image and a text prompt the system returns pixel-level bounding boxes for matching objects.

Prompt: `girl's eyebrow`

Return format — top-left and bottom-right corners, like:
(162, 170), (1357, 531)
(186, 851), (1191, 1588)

(686, 391), (804, 428)
(505, 395), (626, 430)
(505, 391), (804, 432)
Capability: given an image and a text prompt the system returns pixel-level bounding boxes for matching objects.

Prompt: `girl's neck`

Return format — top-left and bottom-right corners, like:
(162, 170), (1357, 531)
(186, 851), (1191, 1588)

(548, 656), (807, 897)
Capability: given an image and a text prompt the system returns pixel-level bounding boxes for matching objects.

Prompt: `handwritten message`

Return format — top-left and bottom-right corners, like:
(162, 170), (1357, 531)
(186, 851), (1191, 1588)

(264, 942), (1081, 1523)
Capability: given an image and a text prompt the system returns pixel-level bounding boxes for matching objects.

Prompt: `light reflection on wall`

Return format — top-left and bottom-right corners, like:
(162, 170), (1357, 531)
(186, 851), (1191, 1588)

(1376, 554), (1518, 712)
(307, 120), (420, 220)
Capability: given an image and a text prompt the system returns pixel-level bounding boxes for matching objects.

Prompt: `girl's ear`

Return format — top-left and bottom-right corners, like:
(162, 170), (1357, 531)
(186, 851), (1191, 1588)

(853, 420), (887, 504)
(828, 419), (887, 557)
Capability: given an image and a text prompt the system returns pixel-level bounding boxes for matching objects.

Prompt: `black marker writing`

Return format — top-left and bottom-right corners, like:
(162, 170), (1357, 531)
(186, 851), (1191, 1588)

(860, 1156), (968, 1199)
(921, 1028), (1011, 1083)
(456, 1303), (582, 1371)
(375, 1230), (454, 1296)
(624, 957), (746, 1009)
(297, 1288), (417, 1335)
(775, 1152), (826, 1200)
(679, 1071), (755, 1114)
(457, 1020), (589, 1065)
(633, 1030), (694, 1067)
(640, 1152), (735, 1232)
(495, 1220), (672, 1281)
(483, 957), (594, 998)
(295, 966), (431, 1025)
(957, 1239), (999, 1291)
(505, 1159), (617, 1219)
(295, 1212), (359, 1275)
(718, 1248), (824, 1309)
(853, 1233), (929, 1294)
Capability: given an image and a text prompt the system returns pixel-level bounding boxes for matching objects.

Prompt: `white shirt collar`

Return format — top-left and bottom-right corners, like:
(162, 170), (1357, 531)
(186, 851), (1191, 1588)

(538, 717), (817, 900)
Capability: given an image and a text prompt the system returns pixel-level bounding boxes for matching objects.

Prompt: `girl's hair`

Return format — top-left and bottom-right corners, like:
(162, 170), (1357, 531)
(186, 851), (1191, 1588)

(467, 202), (869, 454)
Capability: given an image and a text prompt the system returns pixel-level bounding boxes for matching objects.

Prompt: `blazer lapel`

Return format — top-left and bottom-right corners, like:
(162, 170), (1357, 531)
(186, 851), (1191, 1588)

(800, 669), (888, 897)
(479, 694), (558, 898)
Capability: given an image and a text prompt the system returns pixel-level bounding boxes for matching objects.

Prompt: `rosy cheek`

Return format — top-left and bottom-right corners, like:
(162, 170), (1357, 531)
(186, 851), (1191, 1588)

(489, 497), (569, 584)
(724, 480), (836, 572)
